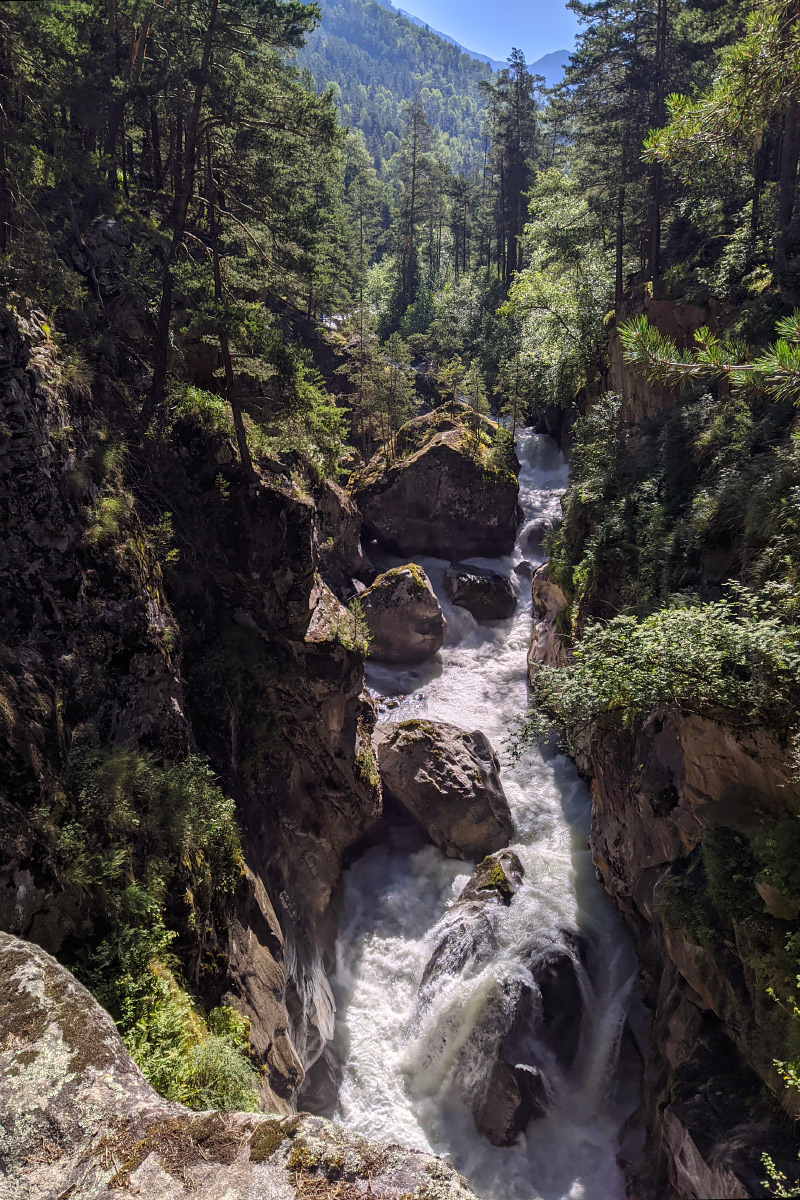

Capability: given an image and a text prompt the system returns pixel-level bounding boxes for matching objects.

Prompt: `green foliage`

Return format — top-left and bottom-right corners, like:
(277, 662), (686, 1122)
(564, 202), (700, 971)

(33, 739), (249, 1108)
(298, 0), (494, 176)
(521, 589), (800, 749)
(328, 597), (371, 653)
(619, 312), (800, 405)
(645, 2), (800, 171)
(122, 963), (259, 1111)
(354, 743), (380, 789)
(503, 171), (613, 416)
(656, 867), (718, 948)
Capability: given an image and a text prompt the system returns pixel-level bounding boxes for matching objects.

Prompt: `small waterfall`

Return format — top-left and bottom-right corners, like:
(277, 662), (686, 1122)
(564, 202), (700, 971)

(328, 432), (643, 1200)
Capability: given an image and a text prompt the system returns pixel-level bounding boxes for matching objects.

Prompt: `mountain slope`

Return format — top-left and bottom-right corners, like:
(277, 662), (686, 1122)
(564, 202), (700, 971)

(297, 0), (493, 173)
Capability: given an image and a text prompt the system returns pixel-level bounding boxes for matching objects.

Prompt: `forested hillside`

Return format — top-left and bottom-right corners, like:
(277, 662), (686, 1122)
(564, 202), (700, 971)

(3, 0), (800, 1196)
(297, 0), (493, 173)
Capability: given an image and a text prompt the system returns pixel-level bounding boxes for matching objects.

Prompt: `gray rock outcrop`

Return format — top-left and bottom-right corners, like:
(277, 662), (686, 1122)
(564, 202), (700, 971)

(444, 563), (517, 620)
(0, 931), (480, 1200)
(528, 562), (569, 670)
(351, 410), (520, 559)
(374, 719), (513, 858)
(360, 566), (446, 664)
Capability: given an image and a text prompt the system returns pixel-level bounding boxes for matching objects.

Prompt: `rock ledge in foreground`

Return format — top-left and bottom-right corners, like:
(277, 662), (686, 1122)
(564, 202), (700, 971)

(0, 931), (479, 1199)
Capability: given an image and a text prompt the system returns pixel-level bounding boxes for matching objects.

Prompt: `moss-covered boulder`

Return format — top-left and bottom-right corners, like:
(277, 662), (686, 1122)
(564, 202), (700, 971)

(0, 932), (480, 1199)
(374, 718), (513, 858)
(351, 410), (520, 558)
(360, 565), (446, 664)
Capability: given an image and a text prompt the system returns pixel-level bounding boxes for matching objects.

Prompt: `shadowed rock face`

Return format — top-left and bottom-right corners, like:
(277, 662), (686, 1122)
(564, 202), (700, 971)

(360, 566), (446, 664)
(351, 412), (520, 559)
(578, 707), (800, 1196)
(0, 932), (480, 1200)
(444, 564), (517, 621)
(416, 853), (587, 1149)
(374, 719), (513, 859)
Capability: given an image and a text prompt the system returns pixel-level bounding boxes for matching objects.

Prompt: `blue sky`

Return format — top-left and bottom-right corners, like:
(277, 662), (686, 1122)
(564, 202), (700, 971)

(400, 0), (580, 65)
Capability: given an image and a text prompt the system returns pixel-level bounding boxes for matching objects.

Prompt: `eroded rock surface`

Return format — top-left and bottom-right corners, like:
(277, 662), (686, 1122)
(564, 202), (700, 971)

(351, 410), (520, 559)
(444, 564), (517, 621)
(417, 854), (586, 1148)
(374, 719), (513, 858)
(579, 708), (800, 1196)
(0, 932), (480, 1200)
(528, 562), (569, 670)
(361, 565), (446, 664)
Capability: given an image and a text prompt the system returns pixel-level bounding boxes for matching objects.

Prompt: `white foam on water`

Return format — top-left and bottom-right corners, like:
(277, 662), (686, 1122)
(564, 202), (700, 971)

(330, 432), (641, 1200)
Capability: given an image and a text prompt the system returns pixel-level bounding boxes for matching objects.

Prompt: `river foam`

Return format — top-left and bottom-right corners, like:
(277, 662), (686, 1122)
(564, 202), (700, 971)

(330, 432), (642, 1200)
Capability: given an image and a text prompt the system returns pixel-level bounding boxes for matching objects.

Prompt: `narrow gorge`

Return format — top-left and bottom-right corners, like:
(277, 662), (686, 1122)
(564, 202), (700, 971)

(3, 1), (800, 1198)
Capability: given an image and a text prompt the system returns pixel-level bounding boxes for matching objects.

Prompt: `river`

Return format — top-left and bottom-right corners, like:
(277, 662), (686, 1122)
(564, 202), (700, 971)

(328, 430), (643, 1200)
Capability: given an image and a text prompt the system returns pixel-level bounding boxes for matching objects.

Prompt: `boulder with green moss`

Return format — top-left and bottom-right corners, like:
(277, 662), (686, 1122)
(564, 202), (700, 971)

(360, 565), (446, 664)
(0, 931), (480, 1200)
(351, 410), (520, 559)
(374, 718), (513, 858)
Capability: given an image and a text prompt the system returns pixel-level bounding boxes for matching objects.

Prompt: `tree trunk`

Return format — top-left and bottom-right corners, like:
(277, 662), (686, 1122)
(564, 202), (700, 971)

(207, 140), (254, 482)
(149, 0), (220, 419)
(649, 0), (668, 293)
(615, 186), (625, 307)
(0, 15), (11, 252)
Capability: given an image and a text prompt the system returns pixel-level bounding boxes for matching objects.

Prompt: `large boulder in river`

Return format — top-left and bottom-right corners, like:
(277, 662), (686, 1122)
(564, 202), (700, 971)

(416, 853), (587, 1148)
(444, 563), (517, 620)
(374, 718), (513, 858)
(360, 565), (446, 664)
(0, 931), (480, 1200)
(351, 410), (520, 559)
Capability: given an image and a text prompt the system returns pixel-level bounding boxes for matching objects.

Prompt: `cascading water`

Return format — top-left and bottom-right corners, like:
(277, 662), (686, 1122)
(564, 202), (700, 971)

(328, 431), (643, 1200)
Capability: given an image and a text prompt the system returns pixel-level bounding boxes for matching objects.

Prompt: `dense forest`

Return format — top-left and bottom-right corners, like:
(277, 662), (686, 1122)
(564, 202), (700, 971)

(3, 0), (800, 1195)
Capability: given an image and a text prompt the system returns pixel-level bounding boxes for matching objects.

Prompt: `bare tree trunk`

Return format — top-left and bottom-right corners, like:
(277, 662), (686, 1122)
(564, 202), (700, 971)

(615, 186), (625, 307)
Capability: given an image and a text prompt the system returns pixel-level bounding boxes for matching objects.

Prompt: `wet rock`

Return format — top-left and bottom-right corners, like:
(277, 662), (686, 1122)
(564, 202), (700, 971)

(314, 475), (374, 594)
(444, 564), (517, 621)
(458, 849), (525, 907)
(0, 932), (481, 1200)
(523, 514), (556, 548)
(361, 566), (446, 664)
(514, 560), (534, 579)
(475, 1061), (546, 1147)
(374, 719), (513, 859)
(351, 410), (520, 559)
(528, 562), (569, 670)
(419, 851), (523, 990)
(297, 1044), (345, 1116)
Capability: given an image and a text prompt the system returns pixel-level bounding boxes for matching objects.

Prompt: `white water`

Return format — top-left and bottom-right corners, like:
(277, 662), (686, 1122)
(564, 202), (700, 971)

(330, 432), (642, 1200)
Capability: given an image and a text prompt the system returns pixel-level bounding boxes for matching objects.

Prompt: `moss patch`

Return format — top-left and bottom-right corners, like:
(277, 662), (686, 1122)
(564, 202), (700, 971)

(249, 1114), (301, 1162)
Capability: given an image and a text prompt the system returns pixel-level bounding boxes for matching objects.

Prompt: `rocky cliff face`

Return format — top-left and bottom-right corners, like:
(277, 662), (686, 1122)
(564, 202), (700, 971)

(575, 709), (800, 1197)
(0, 304), (380, 1114)
(529, 298), (800, 1196)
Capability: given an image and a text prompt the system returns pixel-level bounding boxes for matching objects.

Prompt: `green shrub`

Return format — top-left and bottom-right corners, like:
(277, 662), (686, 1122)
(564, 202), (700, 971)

(121, 962), (258, 1111)
(656, 866), (718, 947)
(520, 588), (800, 750)
(702, 827), (760, 921)
(35, 738), (249, 1109)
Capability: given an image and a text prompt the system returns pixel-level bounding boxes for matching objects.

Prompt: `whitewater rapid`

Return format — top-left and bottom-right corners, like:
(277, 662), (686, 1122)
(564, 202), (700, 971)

(329, 431), (642, 1200)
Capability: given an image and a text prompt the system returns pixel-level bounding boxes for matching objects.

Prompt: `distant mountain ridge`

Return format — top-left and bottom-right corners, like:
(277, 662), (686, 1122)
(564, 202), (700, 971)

(298, 0), (570, 175)
(386, 1), (570, 85)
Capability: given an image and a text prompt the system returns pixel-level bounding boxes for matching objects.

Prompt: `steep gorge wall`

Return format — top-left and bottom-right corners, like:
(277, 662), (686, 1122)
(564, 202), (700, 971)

(531, 299), (800, 1197)
(0, 304), (380, 1113)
